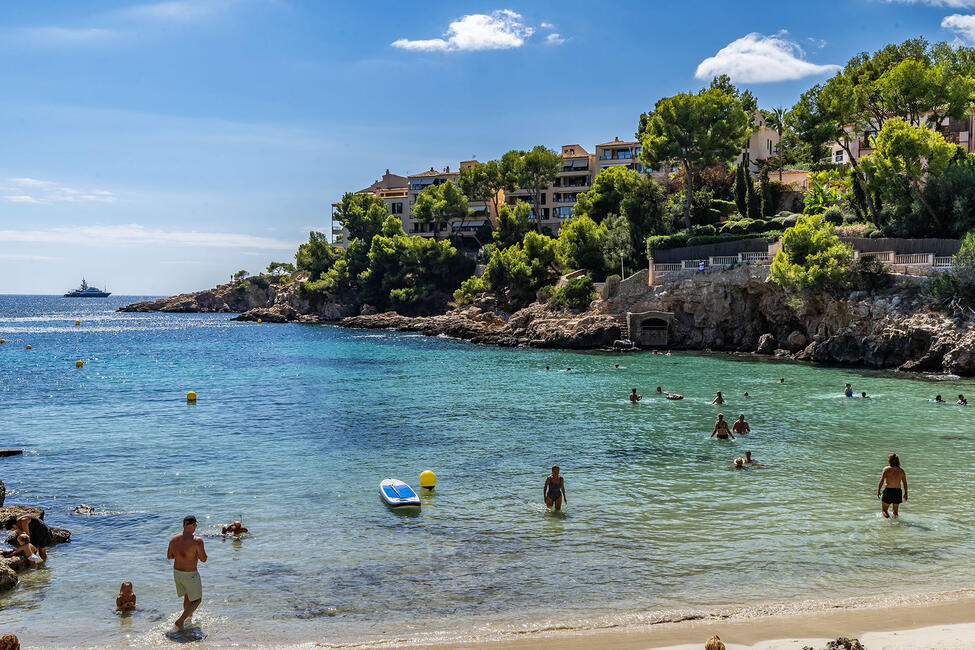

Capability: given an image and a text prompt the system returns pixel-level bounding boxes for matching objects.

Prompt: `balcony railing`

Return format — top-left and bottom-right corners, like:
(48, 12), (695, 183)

(894, 253), (934, 265)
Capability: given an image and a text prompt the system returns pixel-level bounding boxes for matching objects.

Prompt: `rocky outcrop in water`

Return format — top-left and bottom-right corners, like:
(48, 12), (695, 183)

(120, 276), (359, 321)
(0, 506), (71, 593)
(340, 303), (621, 349)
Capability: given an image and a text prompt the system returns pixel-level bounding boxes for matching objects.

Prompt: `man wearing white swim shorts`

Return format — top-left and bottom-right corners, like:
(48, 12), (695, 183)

(167, 515), (208, 629)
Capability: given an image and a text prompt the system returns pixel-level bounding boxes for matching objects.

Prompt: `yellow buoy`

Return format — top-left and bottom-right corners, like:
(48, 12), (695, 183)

(420, 470), (436, 490)
(25, 345), (31, 350)
(0, 339), (5, 344)
(186, 391), (197, 403)
(75, 320), (80, 326)
(257, 318), (263, 323)
(75, 360), (83, 368)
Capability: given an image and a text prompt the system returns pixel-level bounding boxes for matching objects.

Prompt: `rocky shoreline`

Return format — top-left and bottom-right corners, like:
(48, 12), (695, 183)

(120, 267), (975, 375)
(0, 505), (71, 592)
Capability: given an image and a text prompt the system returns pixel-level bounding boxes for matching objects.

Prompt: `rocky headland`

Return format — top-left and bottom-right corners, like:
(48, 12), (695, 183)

(120, 267), (975, 375)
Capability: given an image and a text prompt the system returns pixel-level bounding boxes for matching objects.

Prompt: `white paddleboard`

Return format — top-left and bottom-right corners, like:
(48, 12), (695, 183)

(380, 478), (421, 508)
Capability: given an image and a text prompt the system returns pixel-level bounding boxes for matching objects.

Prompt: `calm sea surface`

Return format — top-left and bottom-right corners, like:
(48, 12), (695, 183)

(1, 294), (974, 647)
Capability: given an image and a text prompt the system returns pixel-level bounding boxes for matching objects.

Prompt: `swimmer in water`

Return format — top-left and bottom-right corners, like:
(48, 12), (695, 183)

(845, 383), (853, 398)
(711, 391), (724, 405)
(958, 394), (967, 406)
(614, 364), (620, 369)
(861, 391), (870, 399)
(732, 414), (750, 435)
(779, 378), (785, 384)
(933, 394), (945, 404)
(733, 457), (745, 470)
(877, 453), (908, 518)
(545, 365), (550, 371)
(710, 413), (735, 440)
(221, 520), (248, 535)
(543, 465), (566, 511)
(656, 386), (683, 400)
(744, 449), (762, 465)
(116, 581), (137, 612)
(743, 392), (749, 398)
(629, 388), (642, 402)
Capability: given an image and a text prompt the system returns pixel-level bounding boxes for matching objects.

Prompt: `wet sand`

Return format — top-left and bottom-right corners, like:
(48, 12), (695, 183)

(434, 594), (975, 650)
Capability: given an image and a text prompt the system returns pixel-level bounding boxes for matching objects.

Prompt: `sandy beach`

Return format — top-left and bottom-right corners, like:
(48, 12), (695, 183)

(429, 594), (975, 650)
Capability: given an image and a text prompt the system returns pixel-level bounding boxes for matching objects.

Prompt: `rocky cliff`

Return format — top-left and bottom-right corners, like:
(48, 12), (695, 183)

(120, 267), (975, 374)
(119, 276), (359, 321)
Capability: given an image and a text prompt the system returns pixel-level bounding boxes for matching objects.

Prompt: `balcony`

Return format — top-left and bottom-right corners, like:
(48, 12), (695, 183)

(553, 194), (580, 203)
(562, 162), (590, 172)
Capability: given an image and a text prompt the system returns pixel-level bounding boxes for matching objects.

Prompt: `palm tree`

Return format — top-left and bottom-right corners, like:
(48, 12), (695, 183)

(766, 107), (786, 182)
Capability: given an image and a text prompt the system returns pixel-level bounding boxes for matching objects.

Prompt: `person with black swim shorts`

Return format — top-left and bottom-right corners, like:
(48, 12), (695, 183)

(543, 465), (566, 512)
(877, 453), (908, 518)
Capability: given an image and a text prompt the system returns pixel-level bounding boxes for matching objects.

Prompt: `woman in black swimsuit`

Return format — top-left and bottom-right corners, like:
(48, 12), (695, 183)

(544, 465), (566, 511)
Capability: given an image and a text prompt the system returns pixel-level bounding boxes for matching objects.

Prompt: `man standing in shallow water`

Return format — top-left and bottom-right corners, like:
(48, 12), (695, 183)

(877, 454), (908, 518)
(167, 515), (207, 629)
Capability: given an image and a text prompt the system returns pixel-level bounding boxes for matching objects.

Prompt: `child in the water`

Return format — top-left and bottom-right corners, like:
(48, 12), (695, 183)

(116, 581), (136, 612)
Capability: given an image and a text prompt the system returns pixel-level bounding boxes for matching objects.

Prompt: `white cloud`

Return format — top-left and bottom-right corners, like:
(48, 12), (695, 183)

(113, 0), (240, 23)
(2, 178), (118, 204)
(392, 9), (534, 52)
(943, 13), (975, 41)
(695, 33), (841, 83)
(0, 224), (297, 250)
(545, 33), (566, 46)
(15, 27), (115, 46)
(540, 22), (555, 29)
(886, 0), (975, 7)
(0, 253), (59, 262)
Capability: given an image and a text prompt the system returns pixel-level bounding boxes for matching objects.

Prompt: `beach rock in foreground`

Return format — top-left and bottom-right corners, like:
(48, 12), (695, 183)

(0, 506), (43, 528)
(0, 557), (22, 591)
(802, 638), (865, 650)
(0, 479), (4, 507)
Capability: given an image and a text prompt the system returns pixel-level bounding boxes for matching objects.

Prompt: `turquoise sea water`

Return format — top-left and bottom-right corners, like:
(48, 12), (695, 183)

(1, 294), (974, 647)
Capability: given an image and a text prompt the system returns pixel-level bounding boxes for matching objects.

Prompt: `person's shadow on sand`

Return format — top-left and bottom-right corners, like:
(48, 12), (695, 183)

(165, 626), (207, 643)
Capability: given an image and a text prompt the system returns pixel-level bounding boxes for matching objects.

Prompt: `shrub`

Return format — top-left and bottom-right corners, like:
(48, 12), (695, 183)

(746, 219), (769, 233)
(453, 275), (487, 306)
(771, 214), (853, 291)
(711, 199), (738, 218)
(822, 205), (845, 225)
(687, 224), (717, 237)
(536, 284), (556, 303)
(850, 256), (892, 291)
(833, 223), (876, 238)
(550, 276), (595, 310)
(867, 228), (883, 238)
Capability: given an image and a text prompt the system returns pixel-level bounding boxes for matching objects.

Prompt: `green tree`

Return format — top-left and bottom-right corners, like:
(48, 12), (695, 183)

(359, 216), (474, 314)
(573, 166), (667, 267)
(332, 191), (389, 244)
(871, 117), (958, 230)
(232, 269), (249, 282)
(556, 216), (607, 275)
(770, 214), (853, 290)
(457, 160), (504, 218)
(746, 175), (761, 220)
(494, 201), (534, 249)
(516, 146), (563, 232)
(602, 213), (633, 277)
(639, 87), (750, 228)
(759, 167), (774, 216)
(267, 261), (296, 275)
(734, 163), (749, 216)
(803, 169), (852, 215)
(295, 231), (343, 280)
(764, 107), (787, 181)
(483, 231), (559, 307)
(412, 180), (470, 240)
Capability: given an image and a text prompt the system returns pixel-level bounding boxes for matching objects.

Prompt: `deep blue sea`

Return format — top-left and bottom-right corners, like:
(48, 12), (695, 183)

(1, 294), (974, 647)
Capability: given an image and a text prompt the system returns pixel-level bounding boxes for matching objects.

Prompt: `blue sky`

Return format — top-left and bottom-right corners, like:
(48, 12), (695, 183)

(3, 0), (974, 294)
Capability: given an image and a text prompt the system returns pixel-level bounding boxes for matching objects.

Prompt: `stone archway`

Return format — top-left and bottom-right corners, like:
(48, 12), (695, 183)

(627, 310), (675, 347)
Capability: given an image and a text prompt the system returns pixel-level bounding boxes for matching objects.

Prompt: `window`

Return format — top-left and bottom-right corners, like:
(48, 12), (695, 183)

(540, 208), (550, 219)
(835, 151), (844, 163)
(768, 139), (772, 156)
(391, 202), (403, 214)
(541, 193), (546, 204)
